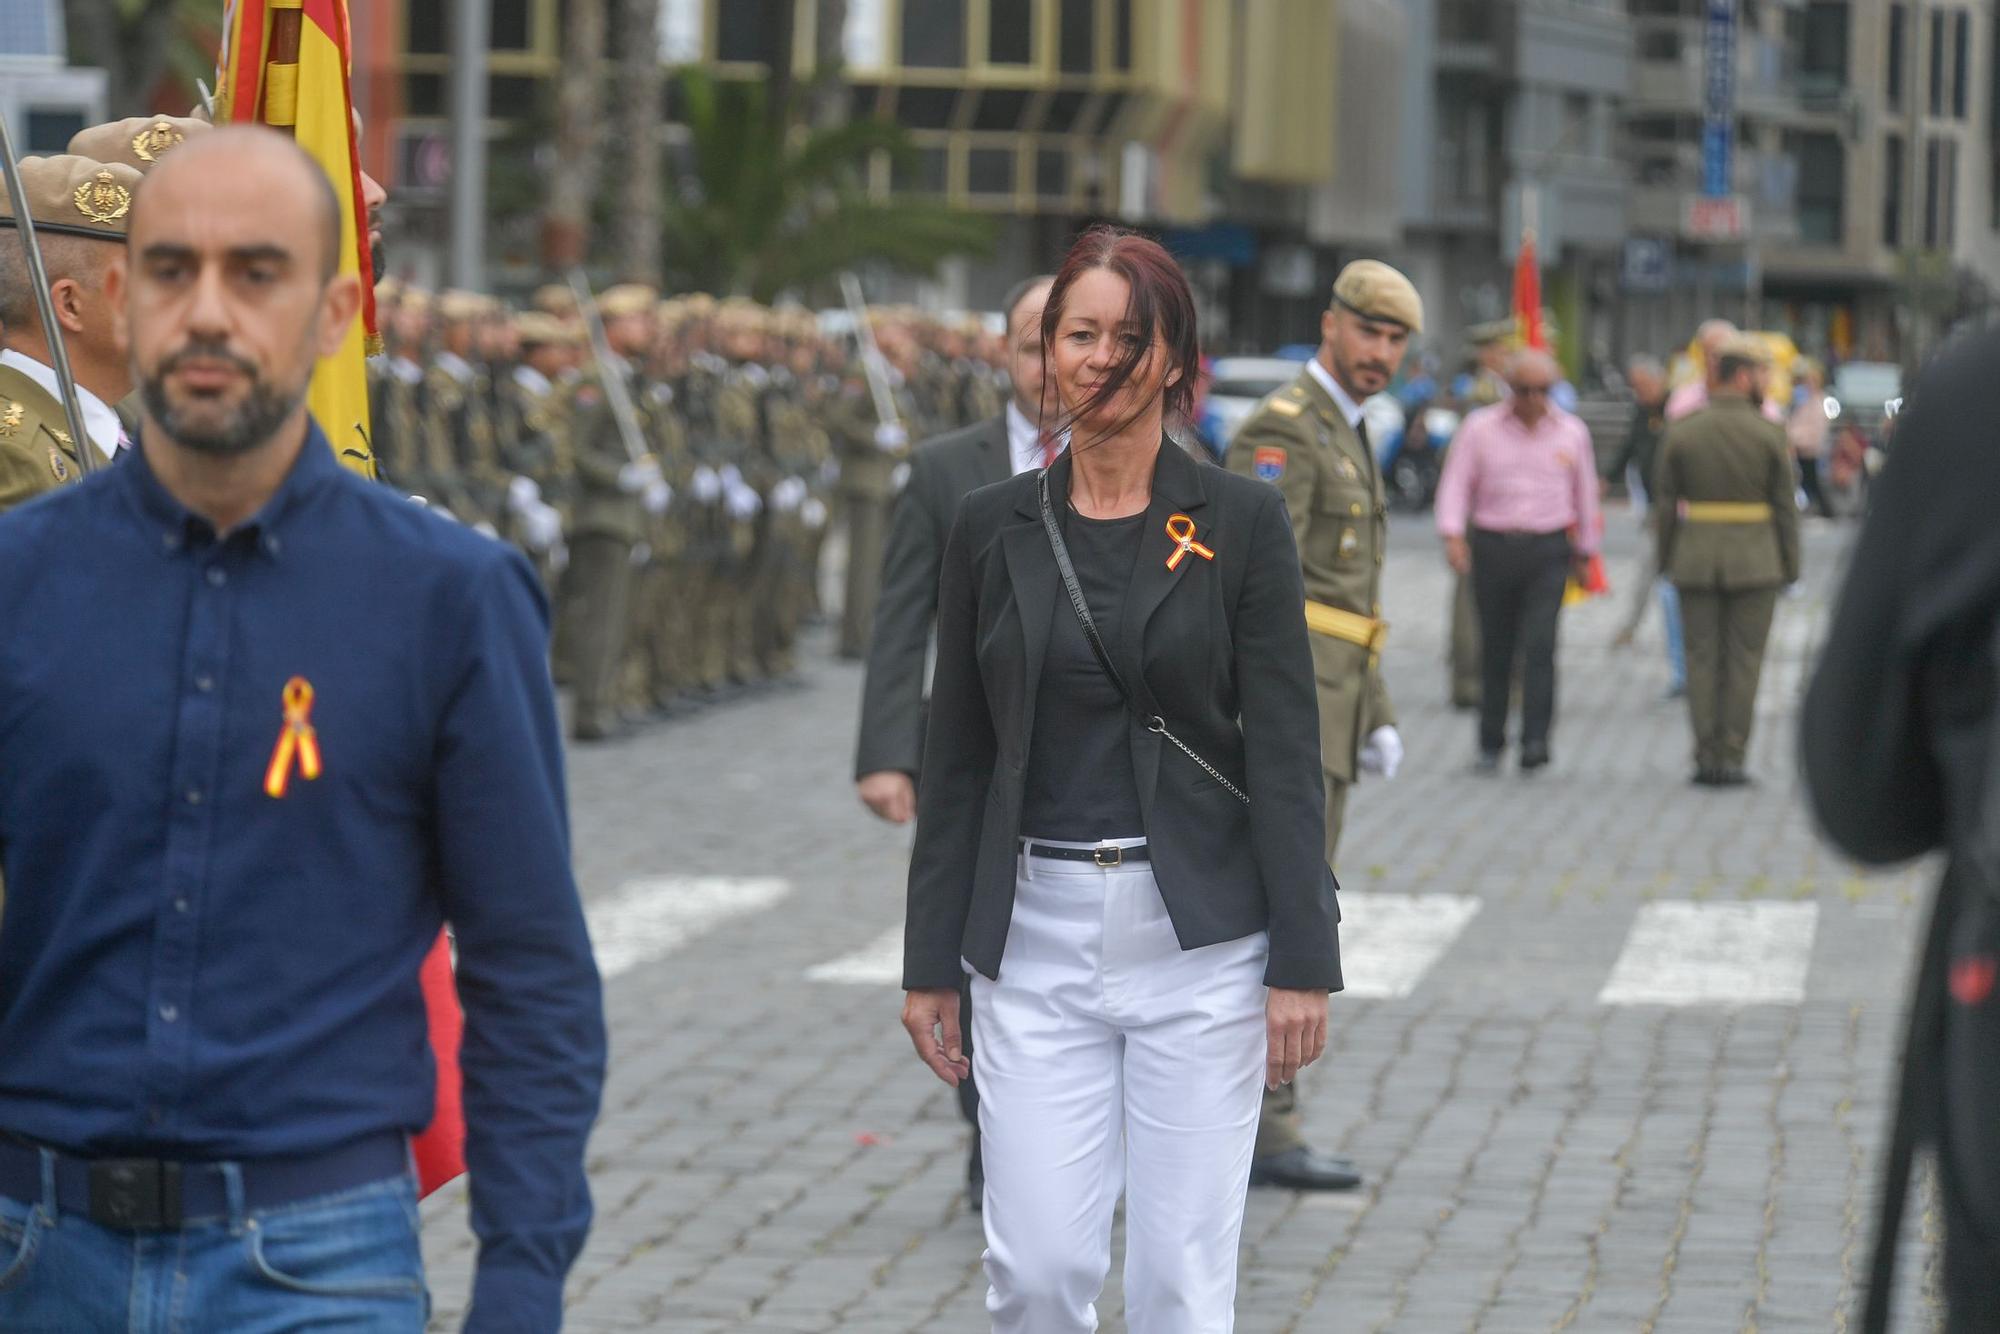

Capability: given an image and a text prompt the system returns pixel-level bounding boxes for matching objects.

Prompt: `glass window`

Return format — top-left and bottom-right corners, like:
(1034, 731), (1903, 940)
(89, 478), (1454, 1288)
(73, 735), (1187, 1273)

(967, 146), (1015, 195)
(1792, 132), (1844, 245)
(1637, 28), (1681, 61)
(893, 143), (950, 195)
(972, 89), (1031, 132)
(1043, 89), (1090, 134)
(1924, 135), (1941, 246)
(1929, 10), (1944, 115)
(1059, 0), (1095, 74)
(717, 4), (779, 64)
(902, 0), (967, 68)
(1884, 133), (1904, 245)
(1036, 146), (1069, 197)
(1113, 0), (1132, 71)
(895, 86), (960, 130)
(1953, 11), (1970, 118)
(1945, 138), (1959, 245)
(408, 5), (445, 54)
(850, 84), (884, 120)
(23, 109), (85, 155)
(1799, 3), (1847, 83)
(492, 0), (532, 51)
(988, 0), (1033, 64)
(405, 73), (444, 118)
(1886, 5), (1905, 108)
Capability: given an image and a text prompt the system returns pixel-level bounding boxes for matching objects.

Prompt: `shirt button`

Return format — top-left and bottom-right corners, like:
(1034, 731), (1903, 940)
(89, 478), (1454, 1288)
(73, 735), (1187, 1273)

(184, 788), (204, 806)
(161, 532), (179, 551)
(194, 673), (215, 693)
(265, 535), (282, 557)
(158, 1003), (178, 1023)
(173, 897), (190, 914)
(205, 567), (227, 588)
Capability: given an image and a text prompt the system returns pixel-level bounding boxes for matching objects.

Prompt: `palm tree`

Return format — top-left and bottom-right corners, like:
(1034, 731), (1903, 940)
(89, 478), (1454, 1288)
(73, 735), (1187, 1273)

(543, 0), (605, 271)
(613, 0), (664, 285)
(64, 0), (217, 120)
(661, 68), (992, 302)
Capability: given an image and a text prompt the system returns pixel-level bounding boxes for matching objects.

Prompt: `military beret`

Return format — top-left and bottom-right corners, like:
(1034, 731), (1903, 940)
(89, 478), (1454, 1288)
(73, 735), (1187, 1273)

(597, 283), (659, 319)
(1331, 259), (1423, 334)
(1465, 318), (1516, 347)
(0, 155), (143, 243)
(1719, 333), (1772, 366)
(530, 283), (577, 316)
(437, 289), (488, 323)
(514, 311), (571, 346)
(66, 116), (210, 172)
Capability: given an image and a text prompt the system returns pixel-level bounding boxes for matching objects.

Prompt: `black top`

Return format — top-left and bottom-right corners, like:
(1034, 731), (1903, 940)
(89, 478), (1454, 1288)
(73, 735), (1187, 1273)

(1020, 507), (1148, 840)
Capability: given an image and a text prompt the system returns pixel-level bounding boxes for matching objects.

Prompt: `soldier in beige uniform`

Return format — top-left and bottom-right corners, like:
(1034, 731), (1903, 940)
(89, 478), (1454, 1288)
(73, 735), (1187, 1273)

(0, 155), (145, 509)
(1653, 335), (1802, 787)
(426, 290), (507, 530)
(1225, 260), (1421, 1193)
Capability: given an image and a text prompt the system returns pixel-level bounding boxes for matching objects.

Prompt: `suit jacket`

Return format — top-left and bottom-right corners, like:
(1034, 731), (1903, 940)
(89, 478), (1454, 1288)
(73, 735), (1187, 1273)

(1653, 394), (1801, 591)
(903, 441), (1342, 993)
(854, 416), (1011, 779)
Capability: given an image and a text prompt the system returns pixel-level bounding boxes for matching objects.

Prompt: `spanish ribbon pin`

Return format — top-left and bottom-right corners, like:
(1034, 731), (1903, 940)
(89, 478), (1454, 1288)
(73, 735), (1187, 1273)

(263, 677), (323, 799)
(1164, 514), (1215, 571)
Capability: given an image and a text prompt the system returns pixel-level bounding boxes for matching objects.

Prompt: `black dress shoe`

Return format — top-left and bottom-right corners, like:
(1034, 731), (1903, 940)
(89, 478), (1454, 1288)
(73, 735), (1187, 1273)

(1692, 767), (1720, 787)
(967, 1129), (984, 1212)
(1519, 744), (1550, 772)
(1249, 1146), (1362, 1192)
(1715, 768), (1753, 788)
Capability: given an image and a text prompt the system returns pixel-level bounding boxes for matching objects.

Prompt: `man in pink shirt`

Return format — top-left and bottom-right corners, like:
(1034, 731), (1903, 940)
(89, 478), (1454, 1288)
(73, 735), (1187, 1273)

(1435, 349), (1599, 773)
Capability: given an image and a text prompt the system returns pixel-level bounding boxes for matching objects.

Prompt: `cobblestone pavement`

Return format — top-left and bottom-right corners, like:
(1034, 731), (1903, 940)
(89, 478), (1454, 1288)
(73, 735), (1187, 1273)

(421, 506), (1945, 1332)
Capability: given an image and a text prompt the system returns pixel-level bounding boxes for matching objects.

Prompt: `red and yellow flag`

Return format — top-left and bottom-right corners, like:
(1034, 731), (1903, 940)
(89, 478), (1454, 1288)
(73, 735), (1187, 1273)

(217, 0), (465, 1197)
(1511, 232), (1545, 353)
(217, 0), (378, 479)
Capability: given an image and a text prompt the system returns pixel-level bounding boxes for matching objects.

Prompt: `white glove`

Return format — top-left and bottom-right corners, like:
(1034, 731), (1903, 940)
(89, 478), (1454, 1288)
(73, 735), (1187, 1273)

(720, 464), (744, 488)
(890, 462), (912, 493)
(801, 497), (829, 531)
(874, 423), (908, 451)
(506, 475), (541, 515)
(630, 541), (652, 566)
(725, 483), (763, 520)
(692, 466), (723, 503)
(642, 478), (672, 514)
(524, 502), (564, 551)
(618, 458), (662, 494)
(1358, 725), (1404, 780)
(770, 477), (807, 513)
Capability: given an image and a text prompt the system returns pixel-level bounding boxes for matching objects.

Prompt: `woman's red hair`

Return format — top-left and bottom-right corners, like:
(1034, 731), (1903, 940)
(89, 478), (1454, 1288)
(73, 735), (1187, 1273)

(1040, 225), (1200, 447)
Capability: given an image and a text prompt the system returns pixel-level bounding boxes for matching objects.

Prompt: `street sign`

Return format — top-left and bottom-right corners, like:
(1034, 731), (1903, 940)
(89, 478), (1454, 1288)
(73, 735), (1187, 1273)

(1702, 0), (1737, 198)
(1685, 194), (1750, 239)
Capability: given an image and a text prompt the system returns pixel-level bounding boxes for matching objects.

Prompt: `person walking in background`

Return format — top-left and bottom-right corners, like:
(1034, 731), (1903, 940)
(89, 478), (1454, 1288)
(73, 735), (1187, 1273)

(1225, 259), (1424, 1194)
(901, 227), (1338, 1331)
(1603, 354), (1685, 698)
(1787, 357), (1832, 518)
(1653, 336), (1800, 788)
(1800, 324), (2000, 1333)
(1435, 349), (1600, 775)
(854, 272), (1054, 1209)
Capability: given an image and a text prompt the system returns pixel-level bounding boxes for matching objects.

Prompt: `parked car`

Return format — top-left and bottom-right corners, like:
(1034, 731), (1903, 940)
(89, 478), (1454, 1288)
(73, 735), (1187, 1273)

(1200, 354), (1310, 451)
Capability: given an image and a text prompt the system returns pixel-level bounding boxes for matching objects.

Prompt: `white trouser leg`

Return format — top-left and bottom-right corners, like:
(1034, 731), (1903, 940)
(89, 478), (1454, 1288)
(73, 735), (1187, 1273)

(971, 851), (1125, 1333)
(973, 843), (1268, 1334)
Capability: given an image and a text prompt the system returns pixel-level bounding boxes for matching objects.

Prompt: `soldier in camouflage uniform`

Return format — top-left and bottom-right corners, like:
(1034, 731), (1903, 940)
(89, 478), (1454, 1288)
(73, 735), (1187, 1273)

(426, 291), (508, 531)
(831, 318), (919, 659)
(494, 310), (576, 594)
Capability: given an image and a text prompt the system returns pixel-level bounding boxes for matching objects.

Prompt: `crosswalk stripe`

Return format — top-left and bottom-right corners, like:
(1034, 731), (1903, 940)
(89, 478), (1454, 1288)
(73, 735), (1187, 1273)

(806, 925), (905, 985)
(1597, 901), (1819, 1006)
(589, 876), (792, 981)
(1337, 892), (1483, 999)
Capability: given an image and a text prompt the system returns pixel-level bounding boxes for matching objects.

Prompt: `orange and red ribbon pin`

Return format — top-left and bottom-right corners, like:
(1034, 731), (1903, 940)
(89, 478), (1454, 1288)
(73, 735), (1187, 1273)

(264, 677), (323, 798)
(1164, 514), (1215, 571)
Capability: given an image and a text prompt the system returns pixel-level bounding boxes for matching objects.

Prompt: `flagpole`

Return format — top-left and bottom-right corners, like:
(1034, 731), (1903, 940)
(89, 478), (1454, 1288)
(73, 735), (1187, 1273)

(0, 114), (98, 475)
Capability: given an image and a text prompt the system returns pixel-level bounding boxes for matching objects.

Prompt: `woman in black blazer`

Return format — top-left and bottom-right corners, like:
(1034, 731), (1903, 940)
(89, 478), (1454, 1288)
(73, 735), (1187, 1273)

(900, 227), (1342, 1332)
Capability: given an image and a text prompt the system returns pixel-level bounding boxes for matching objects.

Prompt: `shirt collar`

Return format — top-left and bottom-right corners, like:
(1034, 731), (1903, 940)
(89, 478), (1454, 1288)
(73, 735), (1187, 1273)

(434, 350), (476, 383)
(0, 348), (122, 459)
(1305, 356), (1366, 429)
(512, 363), (552, 396)
(1005, 401), (1042, 475)
(120, 417), (343, 558)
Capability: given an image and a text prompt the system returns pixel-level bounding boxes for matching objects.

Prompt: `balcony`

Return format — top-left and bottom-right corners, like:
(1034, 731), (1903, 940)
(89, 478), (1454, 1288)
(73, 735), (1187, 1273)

(1629, 143), (1802, 243)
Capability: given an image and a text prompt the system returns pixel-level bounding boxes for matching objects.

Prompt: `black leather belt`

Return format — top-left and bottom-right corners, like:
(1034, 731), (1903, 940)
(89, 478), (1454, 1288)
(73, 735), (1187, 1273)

(1026, 842), (1150, 867)
(0, 1130), (410, 1231)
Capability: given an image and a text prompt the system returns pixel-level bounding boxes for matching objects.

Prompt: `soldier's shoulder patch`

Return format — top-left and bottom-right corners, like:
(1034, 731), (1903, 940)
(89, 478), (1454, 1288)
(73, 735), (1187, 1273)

(1253, 446), (1287, 482)
(572, 382), (603, 408)
(1267, 395), (1304, 418)
(48, 447), (70, 482)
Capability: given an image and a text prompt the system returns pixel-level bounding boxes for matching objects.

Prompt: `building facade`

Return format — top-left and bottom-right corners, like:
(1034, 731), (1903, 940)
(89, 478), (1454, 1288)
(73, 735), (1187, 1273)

(0, 0), (107, 155)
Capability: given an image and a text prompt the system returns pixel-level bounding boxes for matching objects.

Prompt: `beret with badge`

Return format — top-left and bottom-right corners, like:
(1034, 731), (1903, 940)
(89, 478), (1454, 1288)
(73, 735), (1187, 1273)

(0, 154), (145, 243)
(66, 116), (210, 174)
(1331, 259), (1423, 335)
(596, 283), (659, 319)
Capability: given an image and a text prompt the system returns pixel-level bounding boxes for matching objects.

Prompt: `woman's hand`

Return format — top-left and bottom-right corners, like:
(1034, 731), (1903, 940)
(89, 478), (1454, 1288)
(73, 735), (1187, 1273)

(1266, 988), (1330, 1091)
(902, 988), (971, 1087)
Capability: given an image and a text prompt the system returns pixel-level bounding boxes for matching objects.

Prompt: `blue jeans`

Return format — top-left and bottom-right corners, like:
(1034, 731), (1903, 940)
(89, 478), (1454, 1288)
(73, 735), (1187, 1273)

(0, 1157), (427, 1333)
(1658, 579), (1687, 690)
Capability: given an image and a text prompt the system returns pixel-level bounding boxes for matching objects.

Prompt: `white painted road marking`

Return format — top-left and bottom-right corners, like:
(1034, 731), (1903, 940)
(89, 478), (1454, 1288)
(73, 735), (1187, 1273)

(1337, 893), (1484, 999)
(805, 925), (905, 985)
(1597, 901), (1819, 1006)
(589, 876), (793, 981)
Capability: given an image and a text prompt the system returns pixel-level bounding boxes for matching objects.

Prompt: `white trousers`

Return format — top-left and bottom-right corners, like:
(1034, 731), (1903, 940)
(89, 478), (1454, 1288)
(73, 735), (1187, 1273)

(970, 839), (1269, 1334)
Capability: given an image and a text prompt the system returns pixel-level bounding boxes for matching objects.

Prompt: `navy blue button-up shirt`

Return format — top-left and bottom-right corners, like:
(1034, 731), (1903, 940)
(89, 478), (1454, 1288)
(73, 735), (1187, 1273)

(0, 425), (605, 1327)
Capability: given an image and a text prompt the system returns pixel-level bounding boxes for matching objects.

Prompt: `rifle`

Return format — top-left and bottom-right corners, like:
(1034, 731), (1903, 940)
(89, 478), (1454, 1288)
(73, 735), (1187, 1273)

(565, 269), (651, 466)
(838, 272), (900, 429)
(0, 114), (98, 475)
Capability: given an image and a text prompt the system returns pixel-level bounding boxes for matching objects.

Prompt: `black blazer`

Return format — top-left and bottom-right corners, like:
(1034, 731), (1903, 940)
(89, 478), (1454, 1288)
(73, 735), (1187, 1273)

(903, 441), (1342, 992)
(855, 416), (1011, 780)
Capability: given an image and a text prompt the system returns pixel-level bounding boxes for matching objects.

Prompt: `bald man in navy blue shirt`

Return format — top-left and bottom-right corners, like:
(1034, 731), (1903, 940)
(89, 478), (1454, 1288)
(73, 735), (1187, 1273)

(0, 128), (604, 1331)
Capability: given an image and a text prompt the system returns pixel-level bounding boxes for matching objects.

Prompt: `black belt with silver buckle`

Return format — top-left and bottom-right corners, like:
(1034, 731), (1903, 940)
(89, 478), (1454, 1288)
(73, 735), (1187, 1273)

(1026, 842), (1150, 868)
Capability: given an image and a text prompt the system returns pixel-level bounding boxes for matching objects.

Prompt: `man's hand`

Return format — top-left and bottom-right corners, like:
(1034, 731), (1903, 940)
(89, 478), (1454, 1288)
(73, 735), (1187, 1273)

(1445, 534), (1471, 575)
(857, 771), (916, 824)
(1266, 988), (1329, 1091)
(902, 987), (970, 1087)
(1357, 725), (1404, 780)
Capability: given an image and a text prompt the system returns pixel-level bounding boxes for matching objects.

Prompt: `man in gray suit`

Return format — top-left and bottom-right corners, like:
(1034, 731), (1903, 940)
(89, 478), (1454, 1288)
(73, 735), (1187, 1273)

(854, 274), (1053, 1204)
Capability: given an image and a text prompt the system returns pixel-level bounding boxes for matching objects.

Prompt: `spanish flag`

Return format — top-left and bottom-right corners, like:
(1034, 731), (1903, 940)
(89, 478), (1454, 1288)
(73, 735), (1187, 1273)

(1511, 231), (1546, 353)
(217, 0), (467, 1197)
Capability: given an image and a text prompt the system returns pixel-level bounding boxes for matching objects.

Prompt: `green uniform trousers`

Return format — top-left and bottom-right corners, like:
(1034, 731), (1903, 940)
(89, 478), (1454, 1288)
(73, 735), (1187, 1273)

(568, 532), (634, 737)
(1677, 585), (1779, 771)
(839, 494), (889, 658)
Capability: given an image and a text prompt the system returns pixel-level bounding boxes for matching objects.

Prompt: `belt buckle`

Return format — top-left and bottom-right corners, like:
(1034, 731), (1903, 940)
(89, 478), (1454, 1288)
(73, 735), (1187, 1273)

(1093, 844), (1123, 868)
(88, 1158), (182, 1231)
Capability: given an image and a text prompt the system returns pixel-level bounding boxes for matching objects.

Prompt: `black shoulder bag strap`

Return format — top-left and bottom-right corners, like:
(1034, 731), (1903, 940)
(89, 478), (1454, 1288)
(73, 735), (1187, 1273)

(1859, 621), (2000, 1331)
(1037, 469), (1249, 807)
